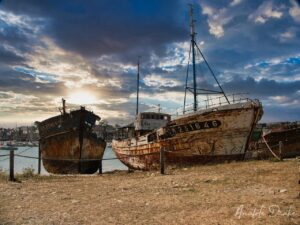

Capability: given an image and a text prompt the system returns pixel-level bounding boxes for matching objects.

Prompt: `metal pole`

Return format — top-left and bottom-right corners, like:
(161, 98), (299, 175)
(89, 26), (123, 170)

(190, 6), (197, 112)
(183, 42), (192, 114)
(38, 141), (41, 175)
(136, 57), (140, 116)
(279, 141), (283, 161)
(9, 150), (14, 181)
(99, 160), (102, 174)
(160, 147), (165, 175)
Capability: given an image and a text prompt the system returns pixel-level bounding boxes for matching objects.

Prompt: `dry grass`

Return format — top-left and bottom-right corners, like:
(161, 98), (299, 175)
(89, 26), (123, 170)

(0, 159), (299, 225)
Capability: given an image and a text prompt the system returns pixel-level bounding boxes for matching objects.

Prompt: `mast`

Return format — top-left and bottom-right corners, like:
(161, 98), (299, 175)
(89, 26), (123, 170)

(190, 5), (197, 112)
(183, 5), (230, 113)
(136, 57), (140, 116)
(62, 98), (66, 115)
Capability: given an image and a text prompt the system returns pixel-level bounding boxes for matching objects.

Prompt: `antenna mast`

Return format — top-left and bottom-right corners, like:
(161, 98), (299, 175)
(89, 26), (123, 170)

(62, 98), (66, 115)
(183, 5), (230, 114)
(136, 57), (141, 116)
(190, 5), (197, 112)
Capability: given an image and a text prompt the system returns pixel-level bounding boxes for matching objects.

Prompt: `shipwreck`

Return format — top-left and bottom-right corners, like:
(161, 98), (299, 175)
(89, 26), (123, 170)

(112, 6), (263, 170)
(36, 99), (106, 174)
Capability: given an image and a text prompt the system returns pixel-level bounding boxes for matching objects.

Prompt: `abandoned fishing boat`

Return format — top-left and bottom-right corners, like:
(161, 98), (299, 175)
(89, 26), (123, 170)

(263, 128), (300, 158)
(253, 122), (300, 159)
(112, 6), (263, 170)
(36, 99), (106, 174)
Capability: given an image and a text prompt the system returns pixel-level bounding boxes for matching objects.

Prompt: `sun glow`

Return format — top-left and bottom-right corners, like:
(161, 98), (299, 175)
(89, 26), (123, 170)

(67, 91), (98, 105)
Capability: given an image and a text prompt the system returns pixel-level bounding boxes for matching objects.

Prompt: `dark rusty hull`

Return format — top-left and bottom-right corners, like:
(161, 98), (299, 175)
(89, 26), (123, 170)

(40, 131), (106, 174)
(258, 128), (300, 159)
(37, 107), (106, 174)
(113, 101), (263, 170)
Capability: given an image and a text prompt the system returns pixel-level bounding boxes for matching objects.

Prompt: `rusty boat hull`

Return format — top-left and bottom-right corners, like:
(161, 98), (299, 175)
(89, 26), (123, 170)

(40, 132), (105, 174)
(257, 128), (300, 159)
(112, 101), (263, 170)
(37, 107), (106, 174)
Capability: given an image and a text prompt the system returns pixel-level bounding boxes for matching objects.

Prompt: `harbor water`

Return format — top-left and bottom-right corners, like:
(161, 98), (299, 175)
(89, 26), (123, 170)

(0, 146), (127, 175)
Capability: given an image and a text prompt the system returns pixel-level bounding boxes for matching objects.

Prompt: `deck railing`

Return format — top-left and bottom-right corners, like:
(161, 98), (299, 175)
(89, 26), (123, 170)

(176, 93), (252, 116)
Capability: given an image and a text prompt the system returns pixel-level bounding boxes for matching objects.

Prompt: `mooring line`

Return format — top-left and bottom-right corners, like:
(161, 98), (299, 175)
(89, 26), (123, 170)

(262, 136), (281, 160)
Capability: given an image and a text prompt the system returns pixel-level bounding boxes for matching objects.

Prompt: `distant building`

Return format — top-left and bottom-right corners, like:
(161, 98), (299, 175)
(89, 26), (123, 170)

(93, 124), (117, 142)
(114, 123), (135, 140)
(0, 126), (39, 142)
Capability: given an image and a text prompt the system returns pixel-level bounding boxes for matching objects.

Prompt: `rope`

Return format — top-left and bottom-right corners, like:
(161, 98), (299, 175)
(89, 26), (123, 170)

(12, 147), (162, 162)
(14, 151), (160, 161)
(0, 155), (9, 162)
(7, 142), (285, 162)
(17, 146), (35, 154)
(0, 146), (34, 162)
(262, 136), (281, 160)
(14, 154), (40, 160)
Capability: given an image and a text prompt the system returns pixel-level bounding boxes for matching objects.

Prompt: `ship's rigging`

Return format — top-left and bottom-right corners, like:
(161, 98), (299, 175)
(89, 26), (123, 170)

(183, 5), (230, 114)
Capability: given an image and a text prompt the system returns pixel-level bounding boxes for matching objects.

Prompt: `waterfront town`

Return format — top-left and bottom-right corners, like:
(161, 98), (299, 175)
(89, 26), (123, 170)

(1, 121), (299, 144)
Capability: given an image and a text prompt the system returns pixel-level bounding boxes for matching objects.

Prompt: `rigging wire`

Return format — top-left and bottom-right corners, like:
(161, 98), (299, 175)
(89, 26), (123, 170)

(183, 42), (192, 114)
(194, 42), (230, 104)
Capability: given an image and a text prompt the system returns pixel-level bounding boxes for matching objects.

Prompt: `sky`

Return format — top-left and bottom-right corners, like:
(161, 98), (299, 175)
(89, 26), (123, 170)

(0, 0), (299, 127)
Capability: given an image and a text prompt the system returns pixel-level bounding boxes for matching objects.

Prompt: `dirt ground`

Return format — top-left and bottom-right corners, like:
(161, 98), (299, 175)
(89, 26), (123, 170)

(0, 159), (299, 225)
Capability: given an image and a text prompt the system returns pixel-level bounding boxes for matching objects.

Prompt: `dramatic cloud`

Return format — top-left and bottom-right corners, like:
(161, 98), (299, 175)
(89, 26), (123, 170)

(200, 3), (233, 38)
(0, 0), (299, 127)
(248, 1), (283, 24)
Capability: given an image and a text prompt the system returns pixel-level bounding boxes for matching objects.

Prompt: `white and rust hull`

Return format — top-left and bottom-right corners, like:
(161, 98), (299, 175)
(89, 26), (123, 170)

(112, 101), (263, 170)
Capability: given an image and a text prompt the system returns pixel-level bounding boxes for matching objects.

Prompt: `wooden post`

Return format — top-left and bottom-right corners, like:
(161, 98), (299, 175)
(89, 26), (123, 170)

(38, 141), (41, 175)
(279, 141), (283, 161)
(9, 150), (14, 181)
(99, 160), (102, 174)
(160, 147), (165, 175)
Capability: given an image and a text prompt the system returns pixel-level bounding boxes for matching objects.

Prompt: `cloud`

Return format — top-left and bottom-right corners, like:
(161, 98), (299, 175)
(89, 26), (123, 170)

(279, 28), (296, 42)
(143, 74), (182, 88)
(200, 3), (233, 38)
(289, 0), (300, 22)
(230, 0), (243, 7)
(243, 55), (300, 82)
(0, 0), (299, 126)
(248, 1), (283, 24)
(1, 0), (187, 62)
(223, 76), (300, 99)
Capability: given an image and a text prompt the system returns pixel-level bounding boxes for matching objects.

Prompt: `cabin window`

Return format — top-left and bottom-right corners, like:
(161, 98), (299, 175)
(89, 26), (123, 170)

(160, 115), (164, 120)
(147, 133), (157, 142)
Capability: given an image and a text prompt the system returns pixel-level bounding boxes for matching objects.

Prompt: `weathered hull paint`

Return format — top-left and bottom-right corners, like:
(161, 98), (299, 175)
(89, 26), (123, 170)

(113, 101), (263, 170)
(40, 132), (106, 174)
(258, 128), (300, 159)
(37, 107), (106, 174)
